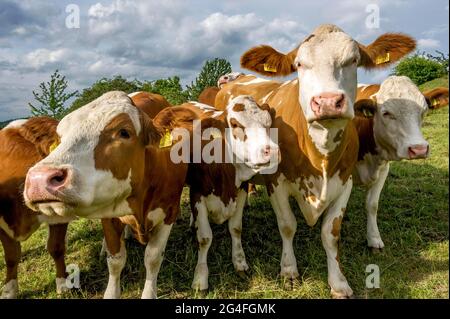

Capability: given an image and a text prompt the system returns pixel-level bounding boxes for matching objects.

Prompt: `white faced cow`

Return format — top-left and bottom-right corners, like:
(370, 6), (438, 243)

(353, 76), (449, 249)
(215, 24), (416, 298)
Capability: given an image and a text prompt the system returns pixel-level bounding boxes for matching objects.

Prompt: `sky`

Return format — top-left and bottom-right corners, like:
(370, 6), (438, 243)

(0, 0), (448, 121)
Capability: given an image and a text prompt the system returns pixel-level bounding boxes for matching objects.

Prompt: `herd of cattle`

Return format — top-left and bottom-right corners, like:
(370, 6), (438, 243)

(1, 24), (449, 299)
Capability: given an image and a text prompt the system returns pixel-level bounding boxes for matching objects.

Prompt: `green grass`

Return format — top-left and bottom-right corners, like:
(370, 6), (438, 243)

(419, 76), (448, 92)
(1, 79), (448, 299)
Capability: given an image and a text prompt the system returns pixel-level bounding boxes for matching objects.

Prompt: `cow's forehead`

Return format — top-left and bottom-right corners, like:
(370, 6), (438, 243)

(298, 31), (358, 62)
(57, 91), (141, 138)
(227, 96), (272, 127)
(376, 76), (428, 112)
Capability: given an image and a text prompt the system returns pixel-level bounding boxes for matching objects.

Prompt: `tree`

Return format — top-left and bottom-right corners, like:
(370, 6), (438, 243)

(141, 76), (188, 105)
(393, 53), (447, 85)
(426, 50), (449, 72)
(69, 75), (141, 112)
(185, 58), (232, 101)
(28, 70), (78, 119)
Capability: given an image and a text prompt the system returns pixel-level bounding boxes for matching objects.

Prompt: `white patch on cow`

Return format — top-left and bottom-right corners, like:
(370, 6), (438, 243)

(1, 279), (18, 299)
(358, 84), (369, 90)
(104, 239), (126, 299)
(307, 119), (347, 156)
(127, 91), (143, 98)
(198, 194), (236, 224)
(189, 101), (223, 117)
(0, 217), (34, 241)
(56, 277), (69, 294)
(142, 222), (172, 299)
(238, 77), (270, 86)
(192, 199), (212, 291)
(228, 189), (249, 272)
(4, 119), (28, 129)
(147, 207), (165, 226)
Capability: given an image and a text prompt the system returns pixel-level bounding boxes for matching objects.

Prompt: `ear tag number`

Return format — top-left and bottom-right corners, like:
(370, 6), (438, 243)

(263, 63), (277, 73)
(159, 129), (173, 148)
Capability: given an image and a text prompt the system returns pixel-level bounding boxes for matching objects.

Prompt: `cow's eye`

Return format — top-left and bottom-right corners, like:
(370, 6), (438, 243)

(119, 129), (131, 139)
(382, 111), (395, 119)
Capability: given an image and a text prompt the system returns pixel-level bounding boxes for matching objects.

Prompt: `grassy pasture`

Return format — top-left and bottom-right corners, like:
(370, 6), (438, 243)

(1, 78), (448, 299)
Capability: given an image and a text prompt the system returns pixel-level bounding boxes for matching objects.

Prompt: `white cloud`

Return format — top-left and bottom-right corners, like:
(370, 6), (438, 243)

(418, 38), (441, 49)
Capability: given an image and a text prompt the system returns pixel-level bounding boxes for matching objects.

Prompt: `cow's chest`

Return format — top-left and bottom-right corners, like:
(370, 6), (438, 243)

(203, 194), (237, 225)
(280, 171), (346, 226)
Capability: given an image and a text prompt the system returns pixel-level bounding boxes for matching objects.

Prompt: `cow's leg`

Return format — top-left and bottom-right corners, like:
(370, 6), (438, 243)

(228, 189), (249, 274)
(366, 162), (389, 249)
(321, 178), (353, 298)
(269, 183), (299, 280)
(101, 218), (126, 299)
(191, 199), (212, 291)
(142, 222), (173, 299)
(0, 229), (21, 299)
(47, 223), (69, 294)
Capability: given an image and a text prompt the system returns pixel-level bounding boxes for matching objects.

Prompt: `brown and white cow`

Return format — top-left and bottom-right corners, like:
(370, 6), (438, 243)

(154, 96), (279, 291)
(215, 24), (416, 298)
(0, 117), (73, 298)
(24, 91), (187, 299)
(421, 87), (449, 110)
(198, 72), (245, 106)
(353, 76), (449, 249)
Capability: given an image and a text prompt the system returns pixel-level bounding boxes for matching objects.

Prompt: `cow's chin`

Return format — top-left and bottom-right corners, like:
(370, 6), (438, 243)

(33, 201), (76, 218)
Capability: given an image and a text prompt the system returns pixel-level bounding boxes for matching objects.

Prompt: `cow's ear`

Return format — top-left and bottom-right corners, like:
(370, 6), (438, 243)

(423, 87), (449, 109)
(354, 99), (377, 117)
(240, 45), (299, 77)
(358, 33), (416, 69)
(140, 112), (162, 146)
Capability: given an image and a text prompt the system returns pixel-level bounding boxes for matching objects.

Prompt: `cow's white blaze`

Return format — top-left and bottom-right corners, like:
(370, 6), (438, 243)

(25, 91), (140, 218)
(372, 76), (429, 160)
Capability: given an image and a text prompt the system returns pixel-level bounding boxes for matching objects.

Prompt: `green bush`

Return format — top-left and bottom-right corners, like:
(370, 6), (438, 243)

(141, 76), (188, 105)
(394, 53), (447, 85)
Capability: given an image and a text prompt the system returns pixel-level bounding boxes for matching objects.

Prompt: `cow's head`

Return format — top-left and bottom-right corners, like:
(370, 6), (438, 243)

(355, 76), (436, 160)
(222, 95), (280, 174)
(422, 87), (449, 110)
(217, 72), (245, 88)
(24, 91), (161, 218)
(240, 24), (416, 126)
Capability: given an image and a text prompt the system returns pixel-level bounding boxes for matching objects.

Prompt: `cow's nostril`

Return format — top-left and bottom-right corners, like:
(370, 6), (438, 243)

(48, 170), (68, 187)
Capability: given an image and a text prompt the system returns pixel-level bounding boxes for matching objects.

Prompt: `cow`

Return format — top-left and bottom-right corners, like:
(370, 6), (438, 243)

(215, 24), (416, 298)
(23, 91), (188, 299)
(154, 96), (279, 291)
(128, 91), (171, 118)
(0, 117), (73, 299)
(353, 76), (449, 249)
(198, 72), (245, 106)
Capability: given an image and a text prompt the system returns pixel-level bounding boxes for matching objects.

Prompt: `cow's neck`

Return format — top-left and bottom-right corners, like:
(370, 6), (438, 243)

(234, 163), (257, 188)
(307, 120), (347, 156)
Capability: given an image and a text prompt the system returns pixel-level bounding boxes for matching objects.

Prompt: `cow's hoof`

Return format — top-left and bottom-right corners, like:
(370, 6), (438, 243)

(56, 277), (69, 294)
(280, 275), (300, 291)
(330, 286), (354, 299)
(236, 270), (249, 280)
(367, 237), (385, 250)
(370, 247), (383, 254)
(1, 280), (18, 299)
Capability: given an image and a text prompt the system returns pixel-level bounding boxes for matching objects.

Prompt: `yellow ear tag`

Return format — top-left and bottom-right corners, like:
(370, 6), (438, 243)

(431, 98), (439, 107)
(362, 109), (373, 118)
(210, 129), (222, 139)
(49, 141), (59, 153)
(263, 63), (277, 73)
(375, 52), (390, 65)
(159, 129), (173, 148)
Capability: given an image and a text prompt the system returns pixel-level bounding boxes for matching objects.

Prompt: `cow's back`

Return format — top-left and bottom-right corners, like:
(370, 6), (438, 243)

(198, 87), (220, 106)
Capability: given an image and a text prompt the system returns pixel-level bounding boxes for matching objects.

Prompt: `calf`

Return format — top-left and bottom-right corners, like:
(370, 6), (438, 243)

(353, 76), (449, 249)
(0, 117), (72, 298)
(24, 91), (188, 299)
(155, 96), (279, 291)
(198, 72), (245, 106)
(215, 24), (416, 297)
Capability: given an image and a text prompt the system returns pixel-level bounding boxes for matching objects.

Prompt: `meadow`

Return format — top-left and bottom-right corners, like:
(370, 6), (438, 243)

(1, 78), (448, 299)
